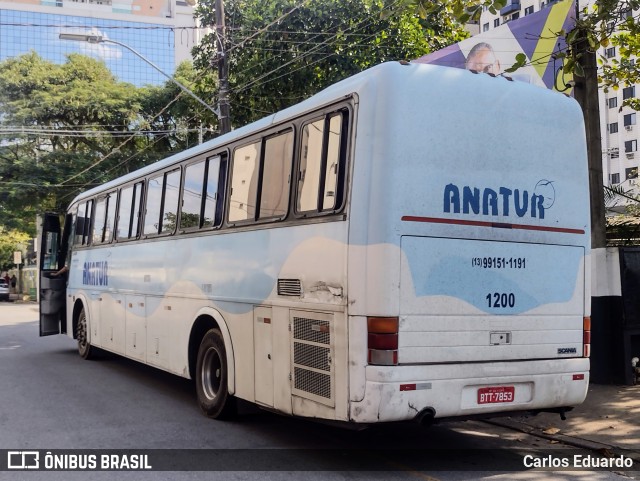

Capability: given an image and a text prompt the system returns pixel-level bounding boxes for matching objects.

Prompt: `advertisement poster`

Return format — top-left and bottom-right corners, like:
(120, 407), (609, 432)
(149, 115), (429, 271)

(414, 0), (577, 91)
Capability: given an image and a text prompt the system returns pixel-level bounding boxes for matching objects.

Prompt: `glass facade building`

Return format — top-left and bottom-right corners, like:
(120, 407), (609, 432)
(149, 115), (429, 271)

(0, 2), (197, 86)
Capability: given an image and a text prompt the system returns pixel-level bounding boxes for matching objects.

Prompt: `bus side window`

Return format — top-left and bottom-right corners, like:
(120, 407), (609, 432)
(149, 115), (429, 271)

(74, 200), (93, 246)
(131, 181), (143, 238)
(296, 111), (347, 215)
(181, 160), (206, 230)
(116, 183), (142, 240)
(117, 185), (134, 240)
(144, 169), (181, 236)
(202, 155), (226, 228)
(103, 191), (117, 243)
(259, 130), (293, 220)
(297, 119), (324, 213)
(162, 169), (181, 233)
(74, 205), (85, 246)
(229, 142), (260, 222)
(92, 197), (107, 245)
(144, 174), (164, 235)
(323, 114), (343, 210)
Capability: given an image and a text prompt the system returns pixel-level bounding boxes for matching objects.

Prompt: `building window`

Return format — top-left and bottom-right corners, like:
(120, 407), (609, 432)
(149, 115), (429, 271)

(626, 167), (638, 179)
(611, 173), (620, 184)
(511, 12), (520, 20)
(609, 122), (618, 134)
(525, 6), (534, 15)
(626, 140), (638, 153)
(608, 97), (617, 109)
(605, 47), (616, 58)
(483, 23), (489, 32)
(624, 113), (636, 126)
(623, 86), (636, 100)
(494, 18), (500, 27)
(610, 148), (620, 159)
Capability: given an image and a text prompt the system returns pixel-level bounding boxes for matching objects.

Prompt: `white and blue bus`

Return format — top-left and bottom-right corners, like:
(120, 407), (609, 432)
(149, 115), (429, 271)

(39, 61), (591, 424)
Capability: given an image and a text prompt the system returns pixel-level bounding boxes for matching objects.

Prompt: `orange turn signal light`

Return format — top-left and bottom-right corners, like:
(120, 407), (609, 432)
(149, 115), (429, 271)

(367, 317), (399, 334)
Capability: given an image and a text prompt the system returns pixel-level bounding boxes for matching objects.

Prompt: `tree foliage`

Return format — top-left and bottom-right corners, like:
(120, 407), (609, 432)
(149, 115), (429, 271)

(0, 53), (207, 234)
(0, 227), (30, 272)
(193, 0), (469, 127)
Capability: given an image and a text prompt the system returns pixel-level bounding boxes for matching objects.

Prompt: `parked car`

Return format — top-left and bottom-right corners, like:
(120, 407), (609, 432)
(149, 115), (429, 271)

(0, 280), (9, 302)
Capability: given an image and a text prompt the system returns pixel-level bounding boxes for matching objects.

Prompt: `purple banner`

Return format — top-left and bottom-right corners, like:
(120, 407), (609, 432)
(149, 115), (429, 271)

(414, 0), (577, 91)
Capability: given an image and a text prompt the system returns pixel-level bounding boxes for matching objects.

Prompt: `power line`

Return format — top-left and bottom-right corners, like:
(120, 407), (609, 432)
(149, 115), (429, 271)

(0, 22), (204, 31)
(0, 127), (212, 137)
(231, 0), (406, 94)
(225, 0), (313, 55)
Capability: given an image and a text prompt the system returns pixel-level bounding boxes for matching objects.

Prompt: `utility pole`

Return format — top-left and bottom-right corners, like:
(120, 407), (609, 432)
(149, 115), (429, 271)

(572, 21), (611, 383)
(215, 0), (231, 134)
(573, 33), (606, 250)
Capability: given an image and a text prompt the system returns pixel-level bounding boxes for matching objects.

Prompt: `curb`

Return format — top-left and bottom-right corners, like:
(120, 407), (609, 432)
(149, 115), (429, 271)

(484, 418), (640, 462)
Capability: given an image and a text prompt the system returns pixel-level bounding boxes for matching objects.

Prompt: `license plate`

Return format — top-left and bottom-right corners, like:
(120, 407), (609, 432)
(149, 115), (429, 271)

(477, 386), (515, 404)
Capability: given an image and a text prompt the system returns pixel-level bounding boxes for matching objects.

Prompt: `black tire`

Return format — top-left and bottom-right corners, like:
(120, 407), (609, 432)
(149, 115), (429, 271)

(195, 328), (236, 419)
(77, 307), (93, 360)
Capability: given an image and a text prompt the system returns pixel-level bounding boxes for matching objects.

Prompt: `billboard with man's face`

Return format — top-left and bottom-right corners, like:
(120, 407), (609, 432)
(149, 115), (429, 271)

(414, 0), (577, 91)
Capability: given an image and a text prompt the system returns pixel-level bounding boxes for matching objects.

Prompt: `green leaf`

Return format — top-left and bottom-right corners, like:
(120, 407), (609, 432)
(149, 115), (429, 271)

(514, 52), (527, 64)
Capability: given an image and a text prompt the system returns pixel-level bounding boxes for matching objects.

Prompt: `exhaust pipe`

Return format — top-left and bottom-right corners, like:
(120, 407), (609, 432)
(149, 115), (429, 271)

(415, 407), (436, 427)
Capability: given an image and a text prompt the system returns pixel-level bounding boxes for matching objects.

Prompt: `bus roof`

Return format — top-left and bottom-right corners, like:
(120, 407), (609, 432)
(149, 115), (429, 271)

(68, 61), (576, 206)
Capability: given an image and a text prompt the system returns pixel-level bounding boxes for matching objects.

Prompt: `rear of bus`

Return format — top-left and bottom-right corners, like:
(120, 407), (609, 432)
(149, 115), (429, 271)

(346, 63), (590, 423)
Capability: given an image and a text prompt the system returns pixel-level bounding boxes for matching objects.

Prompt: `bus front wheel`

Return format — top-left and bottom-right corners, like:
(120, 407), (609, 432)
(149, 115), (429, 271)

(195, 329), (235, 419)
(77, 307), (93, 360)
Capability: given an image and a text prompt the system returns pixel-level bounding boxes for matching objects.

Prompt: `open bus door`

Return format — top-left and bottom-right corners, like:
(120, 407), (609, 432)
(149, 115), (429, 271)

(39, 212), (71, 336)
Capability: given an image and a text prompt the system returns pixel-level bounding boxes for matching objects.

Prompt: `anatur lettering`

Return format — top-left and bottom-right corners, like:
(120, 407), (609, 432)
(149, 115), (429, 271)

(82, 261), (108, 286)
(444, 184), (546, 219)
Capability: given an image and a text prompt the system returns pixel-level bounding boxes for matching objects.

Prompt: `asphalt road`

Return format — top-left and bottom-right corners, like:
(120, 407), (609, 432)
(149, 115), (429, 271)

(0, 303), (634, 481)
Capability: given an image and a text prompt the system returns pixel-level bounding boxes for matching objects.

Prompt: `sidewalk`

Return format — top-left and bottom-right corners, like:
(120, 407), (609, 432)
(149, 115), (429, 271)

(487, 383), (640, 459)
(8, 293), (35, 303)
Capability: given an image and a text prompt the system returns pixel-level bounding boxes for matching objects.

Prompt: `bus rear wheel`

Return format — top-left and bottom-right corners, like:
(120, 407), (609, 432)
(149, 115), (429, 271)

(77, 307), (93, 360)
(195, 329), (235, 419)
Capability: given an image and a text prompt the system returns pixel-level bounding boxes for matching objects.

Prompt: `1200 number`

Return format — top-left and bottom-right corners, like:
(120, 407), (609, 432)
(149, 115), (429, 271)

(486, 292), (515, 308)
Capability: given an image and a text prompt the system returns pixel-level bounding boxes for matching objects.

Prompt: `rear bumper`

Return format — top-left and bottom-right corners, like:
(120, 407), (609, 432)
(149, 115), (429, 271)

(348, 358), (589, 423)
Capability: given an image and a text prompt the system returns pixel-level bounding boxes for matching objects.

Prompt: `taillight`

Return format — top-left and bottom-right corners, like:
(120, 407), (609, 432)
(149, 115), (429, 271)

(583, 317), (591, 358)
(367, 317), (399, 366)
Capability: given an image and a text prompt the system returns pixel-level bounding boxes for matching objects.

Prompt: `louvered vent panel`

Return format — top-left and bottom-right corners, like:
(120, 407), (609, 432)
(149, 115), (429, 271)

(278, 279), (302, 296)
(293, 318), (330, 345)
(291, 313), (334, 406)
(294, 342), (331, 371)
(294, 367), (331, 399)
